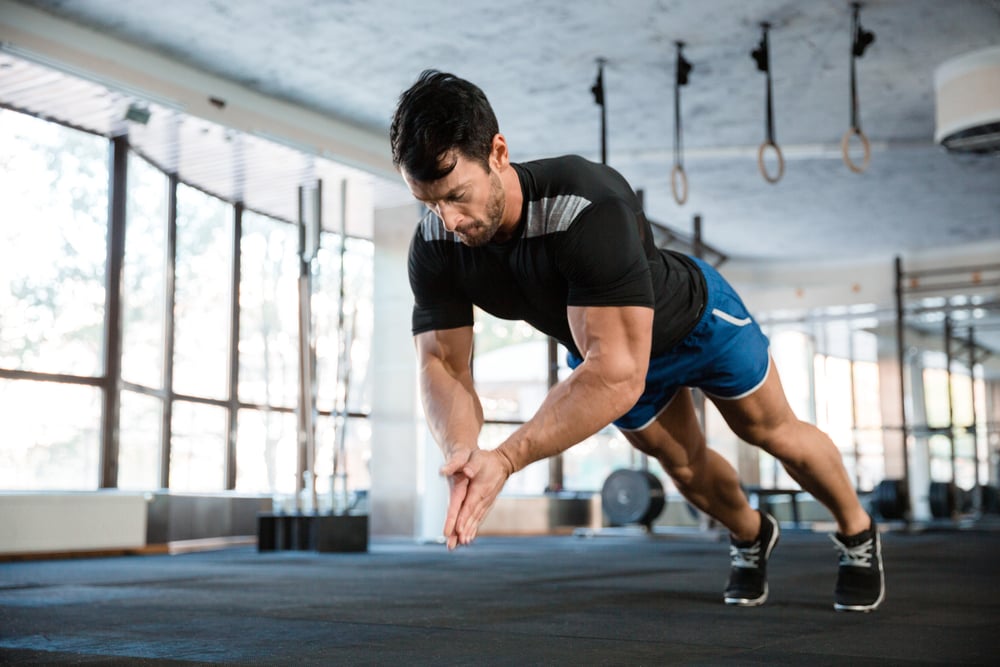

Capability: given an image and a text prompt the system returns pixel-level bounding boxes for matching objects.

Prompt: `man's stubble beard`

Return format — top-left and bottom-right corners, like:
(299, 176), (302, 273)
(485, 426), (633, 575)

(458, 170), (506, 248)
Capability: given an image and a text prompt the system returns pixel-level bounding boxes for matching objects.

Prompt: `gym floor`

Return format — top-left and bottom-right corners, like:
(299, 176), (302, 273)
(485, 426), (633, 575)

(1, 525), (997, 665)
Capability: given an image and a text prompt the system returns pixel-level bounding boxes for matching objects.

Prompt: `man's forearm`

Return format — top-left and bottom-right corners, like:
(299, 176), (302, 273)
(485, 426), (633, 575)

(495, 359), (643, 474)
(420, 356), (484, 459)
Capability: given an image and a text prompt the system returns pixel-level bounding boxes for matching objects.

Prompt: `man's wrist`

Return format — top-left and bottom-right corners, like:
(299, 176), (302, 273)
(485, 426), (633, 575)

(494, 444), (518, 478)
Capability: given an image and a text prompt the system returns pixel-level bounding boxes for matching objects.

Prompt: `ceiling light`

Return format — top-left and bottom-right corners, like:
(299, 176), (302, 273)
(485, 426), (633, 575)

(935, 46), (1000, 154)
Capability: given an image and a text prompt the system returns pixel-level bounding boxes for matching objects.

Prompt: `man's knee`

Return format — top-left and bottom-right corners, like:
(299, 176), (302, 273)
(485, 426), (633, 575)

(743, 419), (812, 466)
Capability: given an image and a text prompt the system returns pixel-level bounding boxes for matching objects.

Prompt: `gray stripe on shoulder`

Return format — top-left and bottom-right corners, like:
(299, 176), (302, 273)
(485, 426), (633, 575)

(524, 194), (592, 238)
(418, 208), (459, 243)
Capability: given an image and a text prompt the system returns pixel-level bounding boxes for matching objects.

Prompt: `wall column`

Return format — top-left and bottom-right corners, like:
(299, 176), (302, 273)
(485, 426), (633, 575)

(370, 204), (448, 539)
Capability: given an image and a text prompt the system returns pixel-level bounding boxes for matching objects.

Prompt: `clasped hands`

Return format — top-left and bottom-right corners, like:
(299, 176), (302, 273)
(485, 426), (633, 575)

(440, 448), (514, 550)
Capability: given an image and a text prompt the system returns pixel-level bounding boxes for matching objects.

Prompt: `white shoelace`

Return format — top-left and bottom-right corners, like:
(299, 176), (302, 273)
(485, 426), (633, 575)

(831, 535), (874, 567)
(730, 542), (762, 569)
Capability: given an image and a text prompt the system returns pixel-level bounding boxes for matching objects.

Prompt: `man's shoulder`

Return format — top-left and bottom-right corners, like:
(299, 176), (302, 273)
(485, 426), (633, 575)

(517, 155), (634, 203)
(516, 155), (638, 238)
(517, 155), (605, 193)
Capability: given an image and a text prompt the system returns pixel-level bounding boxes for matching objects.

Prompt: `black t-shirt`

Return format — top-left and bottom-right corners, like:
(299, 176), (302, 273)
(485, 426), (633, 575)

(408, 155), (706, 359)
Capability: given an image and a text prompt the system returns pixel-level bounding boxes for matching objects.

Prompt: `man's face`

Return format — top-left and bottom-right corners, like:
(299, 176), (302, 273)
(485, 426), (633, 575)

(401, 151), (506, 247)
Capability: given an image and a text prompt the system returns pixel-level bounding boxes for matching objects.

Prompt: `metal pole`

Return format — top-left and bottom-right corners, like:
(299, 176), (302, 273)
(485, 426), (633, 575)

(225, 202), (243, 490)
(595, 59), (607, 165)
(160, 173), (178, 489)
(296, 184), (317, 511)
(893, 256), (912, 518)
(945, 314), (956, 484)
(848, 327), (862, 489)
(968, 326), (983, 507)
(692, 215), (707, 433)
(333, 179), (352, 514)
(546, 337), (563, 492)
(100, 135), (128, 489)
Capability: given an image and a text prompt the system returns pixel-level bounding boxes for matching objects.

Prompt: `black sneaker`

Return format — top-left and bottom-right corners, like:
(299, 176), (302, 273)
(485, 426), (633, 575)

(724, 511), (780, 606)
(831, 518), (885, 612)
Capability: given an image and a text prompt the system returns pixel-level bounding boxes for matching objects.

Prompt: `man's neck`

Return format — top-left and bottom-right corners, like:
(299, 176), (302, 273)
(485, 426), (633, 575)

(500, 163), (523, 231)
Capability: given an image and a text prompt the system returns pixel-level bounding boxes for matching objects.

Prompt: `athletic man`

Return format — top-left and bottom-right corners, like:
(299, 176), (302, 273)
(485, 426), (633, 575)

(389, 70), (885, 611)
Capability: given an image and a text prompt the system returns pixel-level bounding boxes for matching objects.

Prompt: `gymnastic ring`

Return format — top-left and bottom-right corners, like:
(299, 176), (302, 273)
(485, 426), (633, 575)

(757, 140), (785, 184)
(670, 163), (688, 205)
(841, 126), (871, 174)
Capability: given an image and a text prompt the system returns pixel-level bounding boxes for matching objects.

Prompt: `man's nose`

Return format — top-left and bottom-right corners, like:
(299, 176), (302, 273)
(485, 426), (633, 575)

(438, 203), (463, 232)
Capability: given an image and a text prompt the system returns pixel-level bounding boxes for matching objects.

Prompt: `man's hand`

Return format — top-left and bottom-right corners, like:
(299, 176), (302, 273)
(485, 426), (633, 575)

(440, 449), (514, 549)
(440, 450), (473, 550)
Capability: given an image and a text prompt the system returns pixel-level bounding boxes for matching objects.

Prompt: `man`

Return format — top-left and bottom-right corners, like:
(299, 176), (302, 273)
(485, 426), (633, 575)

(389, 69), (884, 612)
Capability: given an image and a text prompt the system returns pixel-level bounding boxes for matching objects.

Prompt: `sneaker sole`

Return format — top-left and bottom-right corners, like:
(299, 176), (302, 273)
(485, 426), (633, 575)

(724, 513), (781, 607)
(725, 582), (768, 606)
(833, 530), (885, 613)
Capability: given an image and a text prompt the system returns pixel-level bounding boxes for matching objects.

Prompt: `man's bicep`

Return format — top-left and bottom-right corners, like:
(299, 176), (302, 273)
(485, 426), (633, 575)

(415, 326), (475, 376)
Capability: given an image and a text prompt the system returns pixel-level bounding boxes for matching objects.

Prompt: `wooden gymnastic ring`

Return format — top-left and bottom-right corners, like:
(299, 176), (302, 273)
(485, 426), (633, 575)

(670, 163), (688, 205)
(841, 126), (871, 174)
(757, 140), (785, 184)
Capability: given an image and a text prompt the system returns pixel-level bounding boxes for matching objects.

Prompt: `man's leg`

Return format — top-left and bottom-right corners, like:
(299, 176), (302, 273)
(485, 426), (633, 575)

(623, 388), (779, 606)
(708, 357), (869, 537)
(710, 357), (884, 611)
(622, 387), (760, 540)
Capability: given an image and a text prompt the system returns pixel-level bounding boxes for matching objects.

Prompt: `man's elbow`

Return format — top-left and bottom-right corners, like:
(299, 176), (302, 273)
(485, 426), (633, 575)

(617, 374), (647, 415)
(601, 363), (647, 417)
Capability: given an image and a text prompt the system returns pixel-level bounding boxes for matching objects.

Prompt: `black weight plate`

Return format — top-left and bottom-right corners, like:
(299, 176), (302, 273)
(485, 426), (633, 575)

(929, 481), (956, 519)
(873, 479), (908, 520)
(601, 469), (666, 526)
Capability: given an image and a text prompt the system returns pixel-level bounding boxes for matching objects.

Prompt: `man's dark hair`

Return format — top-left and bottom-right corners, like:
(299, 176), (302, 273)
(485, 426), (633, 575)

(390, 70), (499, 182)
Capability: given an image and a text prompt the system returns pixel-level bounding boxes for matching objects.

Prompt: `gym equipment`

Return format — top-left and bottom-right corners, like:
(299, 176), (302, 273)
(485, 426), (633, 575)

(751, 22), (785, 184)
(670, 41), (692, 205)
(892, 257), (1000, 525)
(981, 485), (1000, 514)
(842, 2), (876, 173)
(296, 181), (322, 512)
(601, 469), (666, 528)
(258, 513), (368, 553)
(872, 478), (908, 520)
(928, 480), (959, 519)
(590, 58), (608, 166)
(872, 478), (988, 521)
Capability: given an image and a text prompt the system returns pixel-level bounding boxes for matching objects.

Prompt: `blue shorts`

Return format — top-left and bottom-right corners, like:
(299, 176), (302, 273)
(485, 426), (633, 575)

(567, 257), (771, 431)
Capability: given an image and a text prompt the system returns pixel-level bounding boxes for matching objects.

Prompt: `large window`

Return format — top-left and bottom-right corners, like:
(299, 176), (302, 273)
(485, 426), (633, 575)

(118, 390), (163, 490)
(239, 211), (299, 409)
(173, 184), (233, 401)
(118, 152), (170, 490)
(0, 111), (108, 377)
(0, 379), (102, 490)
(121, 152), (168, 388)
(236, 408), (298, 494)
(170, 401), (227, 492)
(0, 110), (109, 491)
(315, 235), (375, 415)
(1, 105), (376, 496)
(923, 360), (978, 489)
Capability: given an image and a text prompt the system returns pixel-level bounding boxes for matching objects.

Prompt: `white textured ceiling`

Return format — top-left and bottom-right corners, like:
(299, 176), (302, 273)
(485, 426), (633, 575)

(9, 0), (1000, 263)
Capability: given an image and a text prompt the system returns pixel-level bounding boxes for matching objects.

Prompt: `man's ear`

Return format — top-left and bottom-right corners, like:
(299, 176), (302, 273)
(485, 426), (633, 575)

(490, 133), (509, 170)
